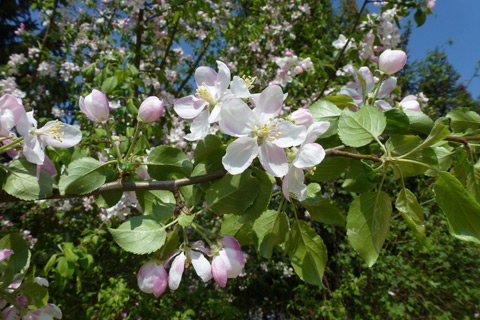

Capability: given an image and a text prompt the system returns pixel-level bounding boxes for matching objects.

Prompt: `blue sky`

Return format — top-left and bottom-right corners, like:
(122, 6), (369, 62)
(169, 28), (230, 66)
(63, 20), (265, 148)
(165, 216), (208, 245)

(405, 0), (480, 100)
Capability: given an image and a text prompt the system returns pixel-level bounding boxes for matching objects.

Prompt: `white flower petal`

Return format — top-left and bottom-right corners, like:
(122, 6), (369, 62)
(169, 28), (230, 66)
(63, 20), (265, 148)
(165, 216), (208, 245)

(282, 166), (307, 201)
(216, 61), (231, 96)
(304, 121), (330, 145)
(377, 77), (397, 99)
(174, 95), (208, 119)
(231, 76), (251, 98)
(185, 109), (210, 141)
(375, 100), (392, 111)
(222, 136), (259, 175)
(168, 252), (186, 290)
(357, 67), (374, 94)
(293, 143), (326, 168)
(219, 98), (255, 136)
(272, 121), (306, 148)
(191, 251), (212, 282)
(195, 66), (217, 89)
(40, 121), (82, 148)
(252, 85), (283, 123)
(259, 140), (288, 177)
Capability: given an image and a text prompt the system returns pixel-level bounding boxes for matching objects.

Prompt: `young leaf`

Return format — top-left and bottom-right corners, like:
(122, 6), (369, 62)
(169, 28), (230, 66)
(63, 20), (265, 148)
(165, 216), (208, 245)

(252, 210), (290, 259)
(109, 216), (166, 254)
(446, 107), (480, 133)
(395, 188), (429, 247)
(338, 105), (387, 147)
(288, 220), (328, 286)
(240, 168), (274, 223)
(221, 214), (253, 246)
(347, 192), (392, 267)
(136, 190), (175, 222)
(434, 172), (480, 243)
(309, 100), (342, 137)
(58, 157), (107, 195)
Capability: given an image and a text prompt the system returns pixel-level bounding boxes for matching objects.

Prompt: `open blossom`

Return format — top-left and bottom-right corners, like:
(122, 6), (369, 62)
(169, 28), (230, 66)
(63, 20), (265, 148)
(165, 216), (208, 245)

(16, 111), (82, 165)
(338, 66), (396, 110)
(79, 89), (110, 122)
(167, 241), (212, 291)
(220, 85), (306, 177)
(282, 121), (330, 201)
(211, 235), (246, 288)
(23, 303), (62, 320)
(174, 61), (232, 141)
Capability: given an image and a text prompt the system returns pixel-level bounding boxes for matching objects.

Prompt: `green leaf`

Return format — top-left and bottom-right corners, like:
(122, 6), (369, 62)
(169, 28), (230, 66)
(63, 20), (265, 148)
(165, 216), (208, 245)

(59, 157), (107, 195)
(205, 170), (259, 215)
(446, 107), (480, 133)
(109, 216), (166, 254)
(467, 170), (480, 203)
(384, 109), (410, 134)
(94, 192), (123, 209)
(434, 172), (480, 243)
(0, 234), (31, 289)
(148, 146), (193, 180)
(414, 9), (426, 27)
(56, 256), (75, 278)
(136, 190), (175, 222)
(101, 76), (118, 94)
(311, 156), (350, 182)
(4, 159), (54, 200)
(240, 168), (273, 223)
(342, 160), (376, 193)
(160, 229), (180, 260)
(221, 214), (253, 246)
(309, 100), (342, 138)
(338, 105), (386, 147)
(194, 135), (225, 171)
(178, 214), (194, 227)
(404, 110), (434, 135)
(301, 195), (345, 227)
(396, 188), (429, 247)
(252, 210), (289, 258)
(414, 118), (451, 151)
(288, 220), (327, 286)
(347, 192), (392, 267)
(18, 275), (49, 309)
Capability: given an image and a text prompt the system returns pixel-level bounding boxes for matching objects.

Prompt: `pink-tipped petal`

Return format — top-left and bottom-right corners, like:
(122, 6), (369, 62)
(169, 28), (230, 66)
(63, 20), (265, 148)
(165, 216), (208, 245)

(231, 76), (251, 99)
(375, 100), (392, 111)
(185, 108), (210, 141)
(304, 121), (330, 144)
(379, 49), (407, 74)
(377, 77), (397, 99)
(222, 248), (246, 278)
(195, 66), (217, 89)
(174, 95), (208, 119)
(211, 255), (228, 288)
(357, 67), (374, 94)
(219, 98), (255, 136)
(282, 166), (307, 201)
(216, 61), (231, 95)
(0, 249), (13, 262)
(168, 252), (186, 290)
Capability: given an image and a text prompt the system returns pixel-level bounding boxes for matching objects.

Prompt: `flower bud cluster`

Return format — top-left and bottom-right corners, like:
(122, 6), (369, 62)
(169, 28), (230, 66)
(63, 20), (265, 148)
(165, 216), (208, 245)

(138, 235), (246, 296)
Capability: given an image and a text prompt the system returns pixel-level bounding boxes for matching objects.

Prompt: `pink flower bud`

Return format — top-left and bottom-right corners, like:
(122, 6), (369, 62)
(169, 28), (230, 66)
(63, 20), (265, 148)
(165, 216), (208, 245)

(293, 66), (304, 75)
(79, 89), (110, 122)
(400, 95), (420, 111)
(0, 249), (13, 262)
(427, 0), (436, 9)
(211, 235), (245, 288)
(379, 49), (407, 74)
(138, 97), (164, 123)
(137, 260), (168, 297)
(291, 108), (313, 127)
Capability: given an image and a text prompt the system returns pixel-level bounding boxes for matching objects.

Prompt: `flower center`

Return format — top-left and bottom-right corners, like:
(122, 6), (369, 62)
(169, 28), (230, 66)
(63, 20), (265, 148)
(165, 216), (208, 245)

(242, 75), (256, 90)
(195, 82), (217, 108)
(255, 119), (282, 144)
(37, 120), (65, 142)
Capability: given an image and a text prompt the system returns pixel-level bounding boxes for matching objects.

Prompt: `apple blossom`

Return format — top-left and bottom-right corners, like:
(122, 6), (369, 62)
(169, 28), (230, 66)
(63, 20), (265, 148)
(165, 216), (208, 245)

(173, 61), (232, 141)
(211, 235), (246, 288)
(167, 241), (212, 290)
(378, 49), (407, 74)
(137, 96), (164, 123)
(0, 94), (25, 137)
(79, 89), (110, 122)
(16, 111), (82, 165)
(220, 85), (306, 177)
(137, 260), (168, 297)
(399, 95), (421, 111)
(282, 121), (330, 201)
(290, 108), (313, 128)
(23, 303), (62, 320)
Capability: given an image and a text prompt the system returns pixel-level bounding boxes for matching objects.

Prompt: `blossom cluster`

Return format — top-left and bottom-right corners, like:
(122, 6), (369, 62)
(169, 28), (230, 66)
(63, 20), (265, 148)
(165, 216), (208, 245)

(138, 235), (245, 297)
(173, 61), (330, 201)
